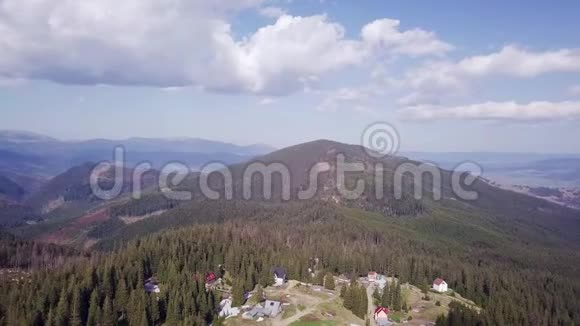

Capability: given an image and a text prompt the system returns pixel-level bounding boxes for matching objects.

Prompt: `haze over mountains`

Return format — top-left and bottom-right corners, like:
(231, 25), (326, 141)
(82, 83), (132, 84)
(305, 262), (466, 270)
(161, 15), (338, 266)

(0, 130), (274, 180)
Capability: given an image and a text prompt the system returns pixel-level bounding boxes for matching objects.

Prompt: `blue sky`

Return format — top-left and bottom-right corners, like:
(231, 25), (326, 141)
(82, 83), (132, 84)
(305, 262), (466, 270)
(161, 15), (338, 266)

(1, 0), (579, 153)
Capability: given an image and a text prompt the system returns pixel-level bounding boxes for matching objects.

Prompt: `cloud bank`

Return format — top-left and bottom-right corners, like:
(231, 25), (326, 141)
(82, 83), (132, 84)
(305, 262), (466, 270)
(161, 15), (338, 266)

(400, 101), (580, 121)
(0, 0), (449, 95)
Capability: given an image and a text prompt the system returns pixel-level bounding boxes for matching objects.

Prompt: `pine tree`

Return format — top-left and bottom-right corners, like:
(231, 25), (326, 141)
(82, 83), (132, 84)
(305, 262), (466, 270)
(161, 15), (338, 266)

(232, 280), (245, 306)
(102, 296), (116, 326)
(315, 271), (325, 286)
(381, 281), (390, 307)
(343, 284), (354, 310)
(392, 281), (402, 311)
(324, 273), (335, 290)
(87, 289), (99, 326)
(149, 294), (160, 324)
(357, 286), (368, 319)
(115, 278), (129, 314)
(55, 291), (69, 326)
(372, 288), (381, 306)
(70, 288), (83, 326)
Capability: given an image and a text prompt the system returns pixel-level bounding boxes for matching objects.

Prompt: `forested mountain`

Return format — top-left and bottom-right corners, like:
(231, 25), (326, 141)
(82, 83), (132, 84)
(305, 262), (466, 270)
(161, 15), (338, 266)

(1, 139), (580, 325)
(1, 200), (579, 325)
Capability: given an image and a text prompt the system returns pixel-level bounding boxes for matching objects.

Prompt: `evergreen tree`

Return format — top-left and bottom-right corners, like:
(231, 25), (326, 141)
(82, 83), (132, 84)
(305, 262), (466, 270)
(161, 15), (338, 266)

(381, 280), (390, 307)
(87, 289), (99, 326)
(55, 291), (69, 326)
(315, 271), (325, 286)
(324, 273), (336, 290)
(102, 296), (116, 326)
(392, 281), (402, 311)
(232, 280), (245, 307)
(70, 288), (83, 326)
(372, 287), (381, 306)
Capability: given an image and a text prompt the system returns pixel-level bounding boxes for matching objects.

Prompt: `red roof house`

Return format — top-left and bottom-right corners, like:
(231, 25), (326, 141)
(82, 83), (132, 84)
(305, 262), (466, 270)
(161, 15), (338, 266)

(374, 306), (390, 321)
(206, 272), (217, 284)
(432, 277), (448, 292)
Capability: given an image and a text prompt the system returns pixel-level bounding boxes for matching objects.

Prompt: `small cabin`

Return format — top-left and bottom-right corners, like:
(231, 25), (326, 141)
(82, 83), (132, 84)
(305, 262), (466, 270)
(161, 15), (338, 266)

(433, 278), (448, 293)
(273, 267), (287, 286)
(374, 306), (390, 326)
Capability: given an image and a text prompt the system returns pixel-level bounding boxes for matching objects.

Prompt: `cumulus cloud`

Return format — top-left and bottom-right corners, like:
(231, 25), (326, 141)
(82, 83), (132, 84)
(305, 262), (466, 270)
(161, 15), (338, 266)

(361, 19), (453, 57)
(397, 46), (580, 104)
(0, 0), (450, 95)
(399, 101), (580, 121)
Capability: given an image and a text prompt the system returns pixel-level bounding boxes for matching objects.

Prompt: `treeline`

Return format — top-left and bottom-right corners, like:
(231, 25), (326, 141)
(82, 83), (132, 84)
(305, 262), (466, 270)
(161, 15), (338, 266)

(0, 236), (87, 270)
(435, 302), (486, 326)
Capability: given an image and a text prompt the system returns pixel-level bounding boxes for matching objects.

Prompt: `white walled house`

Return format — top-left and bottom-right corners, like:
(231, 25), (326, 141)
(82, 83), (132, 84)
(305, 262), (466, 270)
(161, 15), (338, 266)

(273, 267), (287, 286)
(433, 278), (448, 293)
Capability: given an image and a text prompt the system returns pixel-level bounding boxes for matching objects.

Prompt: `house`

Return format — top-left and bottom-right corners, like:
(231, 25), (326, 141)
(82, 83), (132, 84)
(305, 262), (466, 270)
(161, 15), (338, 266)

(144, 279), (160, 293)
(263, 300), (282, 317)
(219, 299), (240, 318)
(205, 271), (221, 290)
(433, 278), (448, 293)
(374, 306), (390, 326)
(206, 272), (217, 284)
(241, 300), (283, 320)
(368, 271), (378, 282)
(273, 267), (287, 286)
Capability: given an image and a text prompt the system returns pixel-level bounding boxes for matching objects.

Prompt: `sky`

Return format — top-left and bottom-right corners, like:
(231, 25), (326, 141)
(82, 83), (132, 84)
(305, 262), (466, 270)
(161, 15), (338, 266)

(1, 0), (580, 153)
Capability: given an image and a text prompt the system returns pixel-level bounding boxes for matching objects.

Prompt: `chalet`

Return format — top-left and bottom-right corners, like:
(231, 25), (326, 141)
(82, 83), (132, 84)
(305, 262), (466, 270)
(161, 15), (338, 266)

(374, 306), (390, 326)
(263, 300), (282, 317)
(206, 272), (217, 284)
(204, 271), (222, 290)
(241, 300), (282, 320)
(368, 271), (378, 282)
(433, 278), (448, 293)
(144, 279), (160, 293)
(219, 298), (240, 318)
(273, 267), (287, 286)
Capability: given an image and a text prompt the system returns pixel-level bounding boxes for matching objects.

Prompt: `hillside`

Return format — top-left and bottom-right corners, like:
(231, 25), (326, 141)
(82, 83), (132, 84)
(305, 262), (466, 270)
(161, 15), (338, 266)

(3, 139), (580, 325)
(1, 199), (579, 325)
(0, 175), (25, 202)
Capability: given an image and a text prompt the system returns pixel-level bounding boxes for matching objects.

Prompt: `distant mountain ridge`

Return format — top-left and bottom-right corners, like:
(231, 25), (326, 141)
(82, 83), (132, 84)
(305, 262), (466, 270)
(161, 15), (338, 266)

(0, 130), (274, 155)
(0, 130), (276, 178)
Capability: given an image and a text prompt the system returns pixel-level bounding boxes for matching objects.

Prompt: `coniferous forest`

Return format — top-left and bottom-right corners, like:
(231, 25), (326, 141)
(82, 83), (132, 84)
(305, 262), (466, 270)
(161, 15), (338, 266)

(1, 200), (579, 325)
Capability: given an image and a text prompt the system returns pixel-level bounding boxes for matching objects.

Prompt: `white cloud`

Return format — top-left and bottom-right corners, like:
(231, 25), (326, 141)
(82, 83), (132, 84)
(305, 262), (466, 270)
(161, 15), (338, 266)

(0, 1), (450, 95)
(316, 86), (381, 112)
(397, 46), (580, 104)
(399, 101), (580, 121)
(361, 19), (453, 57)
(259, 6), (286, 18)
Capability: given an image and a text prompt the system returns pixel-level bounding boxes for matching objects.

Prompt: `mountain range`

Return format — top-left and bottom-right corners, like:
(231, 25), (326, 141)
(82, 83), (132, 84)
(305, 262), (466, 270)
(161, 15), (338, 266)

(1, 137), (580, 325)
